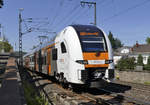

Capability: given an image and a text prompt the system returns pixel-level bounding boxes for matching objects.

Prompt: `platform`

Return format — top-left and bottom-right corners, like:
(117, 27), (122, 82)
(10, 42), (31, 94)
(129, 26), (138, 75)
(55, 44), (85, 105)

(0, 57), (25, 105)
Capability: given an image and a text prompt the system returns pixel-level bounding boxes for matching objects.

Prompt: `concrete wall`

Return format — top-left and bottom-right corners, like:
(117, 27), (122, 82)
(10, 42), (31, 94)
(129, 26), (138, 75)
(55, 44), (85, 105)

(115, 70), (150, 84)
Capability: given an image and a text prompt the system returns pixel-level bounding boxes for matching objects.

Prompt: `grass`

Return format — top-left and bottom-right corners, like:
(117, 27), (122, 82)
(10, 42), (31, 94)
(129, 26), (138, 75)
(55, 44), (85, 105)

(144, 81), (150, 85)
(23, 81), (48, 105)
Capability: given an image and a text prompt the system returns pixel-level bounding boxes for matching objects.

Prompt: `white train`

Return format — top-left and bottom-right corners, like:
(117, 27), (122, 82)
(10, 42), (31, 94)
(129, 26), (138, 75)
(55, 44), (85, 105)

(24, 25), (114, 88)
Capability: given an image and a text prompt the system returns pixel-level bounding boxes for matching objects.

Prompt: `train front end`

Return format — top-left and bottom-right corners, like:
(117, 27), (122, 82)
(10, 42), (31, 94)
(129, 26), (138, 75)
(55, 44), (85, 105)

(71, 25), (114, 87)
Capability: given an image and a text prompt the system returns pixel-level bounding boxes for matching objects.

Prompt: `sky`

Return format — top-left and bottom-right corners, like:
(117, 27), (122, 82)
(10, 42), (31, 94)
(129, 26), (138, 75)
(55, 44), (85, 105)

(0, 0), (150, 52)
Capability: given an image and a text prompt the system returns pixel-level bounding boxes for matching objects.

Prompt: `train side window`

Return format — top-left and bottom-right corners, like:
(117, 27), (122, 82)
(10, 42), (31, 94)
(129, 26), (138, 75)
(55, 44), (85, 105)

(52, 49), (57, 60)
(32, 56), (34, 62)
(42, 56), (45, 65)
(61, 42), (67, 53)
(44, 56), (47, 65)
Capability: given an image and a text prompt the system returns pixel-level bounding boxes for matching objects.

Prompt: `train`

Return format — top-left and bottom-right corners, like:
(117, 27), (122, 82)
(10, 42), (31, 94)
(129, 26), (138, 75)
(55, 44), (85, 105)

(24, 25), (114, 88)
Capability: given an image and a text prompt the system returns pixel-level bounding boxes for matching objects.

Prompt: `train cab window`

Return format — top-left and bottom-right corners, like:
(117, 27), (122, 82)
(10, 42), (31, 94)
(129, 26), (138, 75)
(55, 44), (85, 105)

(52, 49), (57, 60)
(61, 42), (67, 53)
(80, 36), (107, 52)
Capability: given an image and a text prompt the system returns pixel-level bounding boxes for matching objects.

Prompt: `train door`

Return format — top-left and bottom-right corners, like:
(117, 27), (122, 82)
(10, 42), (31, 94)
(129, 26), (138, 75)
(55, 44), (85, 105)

(38, 50), (42, 72)
(42, 50), (47, 74)
(59, 41), (69, 78)
(34, 52), (38, 71)
(51, 48), (58, 76)
(47, 48), (51, 75)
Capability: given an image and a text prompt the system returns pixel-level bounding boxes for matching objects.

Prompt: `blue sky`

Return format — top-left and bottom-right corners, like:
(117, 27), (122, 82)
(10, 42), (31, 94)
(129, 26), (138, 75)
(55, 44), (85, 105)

(0, 0), (150, 52)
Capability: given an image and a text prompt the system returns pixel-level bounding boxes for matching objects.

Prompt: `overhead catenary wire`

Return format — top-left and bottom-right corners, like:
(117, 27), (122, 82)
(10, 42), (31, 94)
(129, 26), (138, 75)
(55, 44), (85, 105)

(49, 0), (64, 29)
(49, 0), (73, 29)
(53, 3), (81, 32)
(103, 0), (150, 22)
(49, 0), (79, 31)
(96, 0), (106, 5)
(112, 0), (116, 15)
(22, 20), (29, 32)
(22, 18), (50, 34)
(54, 0), (108, 31)
(56, 6), (84, 31)
(71, 7), (92, 25)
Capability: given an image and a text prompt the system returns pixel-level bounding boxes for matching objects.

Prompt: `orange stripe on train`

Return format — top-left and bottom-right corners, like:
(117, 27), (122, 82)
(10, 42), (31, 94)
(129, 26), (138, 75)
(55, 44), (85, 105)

(83, 52), (109, 68)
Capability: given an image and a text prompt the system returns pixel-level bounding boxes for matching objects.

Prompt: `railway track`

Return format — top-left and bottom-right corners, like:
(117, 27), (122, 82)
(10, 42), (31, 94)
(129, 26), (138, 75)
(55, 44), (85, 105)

(114, 80), (150, 93)
(99, 89), (150, 105)
(23, 69), (150, 105)
(104, 81), (150, 103)
(78, 87), (150, 105)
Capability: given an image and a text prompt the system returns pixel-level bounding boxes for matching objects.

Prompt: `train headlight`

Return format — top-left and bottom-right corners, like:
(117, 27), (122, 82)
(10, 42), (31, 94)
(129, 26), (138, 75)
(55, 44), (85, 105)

(105, 60), (113, 64)
(76, 60), (88, 65)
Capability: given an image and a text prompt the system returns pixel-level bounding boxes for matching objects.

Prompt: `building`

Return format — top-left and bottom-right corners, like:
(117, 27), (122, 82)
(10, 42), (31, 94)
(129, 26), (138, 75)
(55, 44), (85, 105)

(113, 43), (150, 65)
(130, 43), (150, 64)
(113, 46), (131, 65)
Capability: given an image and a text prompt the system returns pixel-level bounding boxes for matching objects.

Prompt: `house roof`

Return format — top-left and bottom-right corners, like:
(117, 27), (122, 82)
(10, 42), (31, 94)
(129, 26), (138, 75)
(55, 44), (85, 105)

(114, 44), (150, 56)
(115, 46), (131, 52)
(132, 44), (150, 53)
(113, 46), (131, 56)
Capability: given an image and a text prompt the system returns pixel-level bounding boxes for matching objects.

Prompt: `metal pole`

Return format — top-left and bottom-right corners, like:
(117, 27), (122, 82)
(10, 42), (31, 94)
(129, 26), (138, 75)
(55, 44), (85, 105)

(94, 2), (96, 26)
(19, 10), (23, 66)
(0, 24), (1, 38)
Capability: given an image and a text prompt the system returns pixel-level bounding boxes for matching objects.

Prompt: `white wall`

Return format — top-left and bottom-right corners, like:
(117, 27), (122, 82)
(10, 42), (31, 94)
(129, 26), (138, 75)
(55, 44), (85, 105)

(113, 56), (122, 65)
(130, 54), (150, 65)
(121, 48), (129, 54)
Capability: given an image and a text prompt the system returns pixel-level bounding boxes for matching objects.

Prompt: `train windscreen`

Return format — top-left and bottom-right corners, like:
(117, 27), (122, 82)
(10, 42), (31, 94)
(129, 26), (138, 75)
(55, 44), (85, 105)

(71, 25), (107, 52)
(80, 36), (106, 52)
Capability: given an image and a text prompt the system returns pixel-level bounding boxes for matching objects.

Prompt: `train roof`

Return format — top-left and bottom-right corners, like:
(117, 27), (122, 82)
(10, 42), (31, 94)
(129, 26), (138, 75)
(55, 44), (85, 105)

(70, 25), (105, 38)
(24, 25), (103, 58)
(71, 25), (101, 32)
(24, 39), (55, 58)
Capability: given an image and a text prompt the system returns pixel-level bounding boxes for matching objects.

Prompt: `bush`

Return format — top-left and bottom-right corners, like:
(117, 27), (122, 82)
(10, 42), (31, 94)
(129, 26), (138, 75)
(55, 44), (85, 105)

(144, 56), (150, 70)
(144, 65), (150, 70)
(116, 57), (135, 70)
(137, 54), (143, 66)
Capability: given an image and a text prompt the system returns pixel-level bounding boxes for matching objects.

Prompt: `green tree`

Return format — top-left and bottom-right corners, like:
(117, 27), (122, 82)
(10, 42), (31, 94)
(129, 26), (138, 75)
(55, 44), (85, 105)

(117, 57), (135, 70)
(137, 54), (143, 66)
(0, 0), (3, 8)
(0, 41), (13, 52)
(108, 31), (123, 50)
(114, 38), (123, 49)
(108, 31), (115, 48)
(146, 37), (150, 44)
(128, 57), (136, 69)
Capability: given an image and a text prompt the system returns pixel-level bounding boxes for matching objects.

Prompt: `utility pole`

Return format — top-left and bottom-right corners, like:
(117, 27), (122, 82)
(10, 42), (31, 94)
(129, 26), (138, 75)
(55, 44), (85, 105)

(0, 24), (1, 38)
(80, 1), (96, 26)
(19, 8), (23, 67)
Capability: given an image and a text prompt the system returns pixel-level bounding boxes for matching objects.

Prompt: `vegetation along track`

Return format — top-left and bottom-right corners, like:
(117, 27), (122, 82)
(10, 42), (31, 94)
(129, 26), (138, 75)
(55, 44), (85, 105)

(22, 68), (150, 105)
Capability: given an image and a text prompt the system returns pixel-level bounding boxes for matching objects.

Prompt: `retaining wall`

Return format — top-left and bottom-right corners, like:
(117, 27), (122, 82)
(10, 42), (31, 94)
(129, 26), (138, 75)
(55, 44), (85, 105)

(115, 70), (150, 84)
